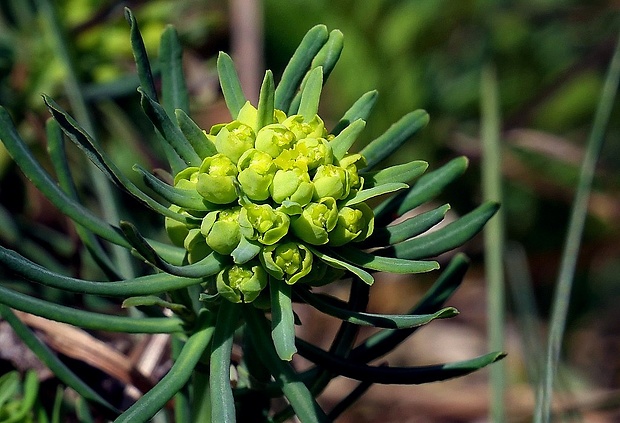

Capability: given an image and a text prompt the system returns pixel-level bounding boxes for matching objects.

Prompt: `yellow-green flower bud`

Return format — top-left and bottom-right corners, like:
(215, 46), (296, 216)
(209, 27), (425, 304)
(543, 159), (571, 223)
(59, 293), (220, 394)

(237, 149), (276, 201)
(338, 153), (365, 191)
(291, 197), (338, 245)
(174, 166), (200, 190)
(196, 154), (238, 204)
(328, 202), (374, 246)
(214, 121), (255, 164)
(201, 208), (241, 255)
(260, 242), (313, 285)
(312, 164), (349, 200)
(239, 203), (290, 245)
(184, 228), (212, 264)
(281, 114), (326, 140)
(294, 137), (333, 171)
(273, 148), (307, 172)
(270, 168), (314, 206)
(216, 262), (268, 303)
(165, 205), (191, 247)
(254, 124), (296, 158)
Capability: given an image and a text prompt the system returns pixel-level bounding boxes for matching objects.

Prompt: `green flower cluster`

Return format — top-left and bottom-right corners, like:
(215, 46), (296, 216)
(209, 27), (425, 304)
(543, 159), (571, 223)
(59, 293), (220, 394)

(165, 102), (374, 303)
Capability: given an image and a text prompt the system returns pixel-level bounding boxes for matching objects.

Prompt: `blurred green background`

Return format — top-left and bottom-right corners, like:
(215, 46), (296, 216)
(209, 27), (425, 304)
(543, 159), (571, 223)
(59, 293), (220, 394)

(0, 0), (618, 421)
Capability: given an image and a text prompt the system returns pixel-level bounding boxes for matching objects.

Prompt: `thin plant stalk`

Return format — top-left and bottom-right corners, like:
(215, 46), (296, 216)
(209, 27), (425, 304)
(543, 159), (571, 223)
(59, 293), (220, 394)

(535, 32), (620, 423)
(481, 63), (505, 422)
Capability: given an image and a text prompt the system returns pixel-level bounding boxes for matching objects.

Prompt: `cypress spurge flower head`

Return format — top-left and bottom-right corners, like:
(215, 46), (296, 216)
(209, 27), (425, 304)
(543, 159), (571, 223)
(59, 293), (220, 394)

(217, 262), (268, 303)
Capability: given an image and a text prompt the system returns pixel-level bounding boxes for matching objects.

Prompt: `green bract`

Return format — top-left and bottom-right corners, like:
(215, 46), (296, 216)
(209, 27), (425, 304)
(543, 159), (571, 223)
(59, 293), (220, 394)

(217, 263), (268, 303)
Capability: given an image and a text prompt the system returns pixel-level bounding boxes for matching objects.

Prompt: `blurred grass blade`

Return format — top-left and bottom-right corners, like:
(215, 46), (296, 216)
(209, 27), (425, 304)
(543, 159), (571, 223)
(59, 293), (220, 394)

(0, 244), (222, 296)
(331, 119), (366, 160)
(288, 29), (344, 113)
(390, 202), (499, 260)
(365, 204), (450, 247)
(0, 107), (128, 248)
(133, 164), (210, 210)
(306, 246), (374, 285)
(343, 182), (408, 207)
(331, 90), (378, 136)
(43, 96), (195, 223)
(352, 254), (470, 362)
(374, 156), (468, 223)
(297, 66), (323, 121)
(361, 160), (428, 188)
(175, 109), (217, 158)
(0, 305), (119, 414)
(116, 312), (216, 423)
(45, 118), (121, 280)
(125, 7), (158, 100)
(120, 221), (228, 278)
(270, 280), (297, 361)
(139, 88), (202, 167)
(217, 52), (246, 118)
(160, 25), (190, 116)
(298, 338), (505, 384)
(257, 70), (275, 129)
(210, 302), (240, 423)
(244, 307), (331, 423)
(360, 110), (429, 170)
(330, 247), (439, 274)
(480, 63), (506, 423)
(275, 24), (329, 111)
(536, 31), (620, 423)
(296, 288), (457, 329)
(0, 284), (184, 333)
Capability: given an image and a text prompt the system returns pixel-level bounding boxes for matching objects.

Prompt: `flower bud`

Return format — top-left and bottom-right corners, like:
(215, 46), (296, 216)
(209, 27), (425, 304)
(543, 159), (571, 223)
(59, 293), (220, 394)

(254, 124), (296, 158)
(239, 203), (290, 245)
(165, 205), (191, 247)
(237, 149), (276, 201)
(216, 262), (268, 303)
(173, 166), (200, 190)
(201, 208), (241, 255)
(281, 114), (326, 140)
(294, 137), (333, 171)
(328, 202), (374, 246)
(260, 242), (313, 285)
(196, 154), (238, 204)
(184, 228), (212, 264)
(214, 121), (255, 164)
(270, 167), (314, 206)
(291, 197), (338, 245)
(312, 164), (349, 200)
(338, 153), (365, 191)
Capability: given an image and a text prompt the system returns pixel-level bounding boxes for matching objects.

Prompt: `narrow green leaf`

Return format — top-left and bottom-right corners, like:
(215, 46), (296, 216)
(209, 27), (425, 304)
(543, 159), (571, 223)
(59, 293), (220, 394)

(133, 164), (210, 210)
(257, 70), (275, 129)
(139, 88), (201, 167)
(360, 109), (429, 170)
(296, 288), (456, 329)
(361, 160), (428, 188)
(342, 182), (408, 207)
(0, 305), (119, 414)
(331, 119), (366, 160)
(124, 7), (157, 101)
(115, 312), (215, 423)
(298, 338), (505, 385)
(0, 284), (184, 333)
(331, 90), (378, 136)
(175, 109), (217, 158)
(275, 25), (329, 111)
(243, 307), (330, 423)
(122, 295), (190, 317)
(288, 29), (344, 114)
(270, 279), (297, 361)
(330, 248), (439, 274)
(297, 66), (323, 121)
(160, 25), (189, 116)
(0, 244), (223, 296)
(0, 372), (19, 409)
(352, 254), (470, 363)
(389, 202), (499, 260)
(210, 302), (240, 423)
(43, 96), (196, 224)
(120, 221), (228, 278)
(374, 156), (469, 223)
(0, 107), (128, 248)
(367, 204), (451, 247)
(217, 52), (246, 118)
(306, 245), (374, 285)
(328, 379), (373, 421)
